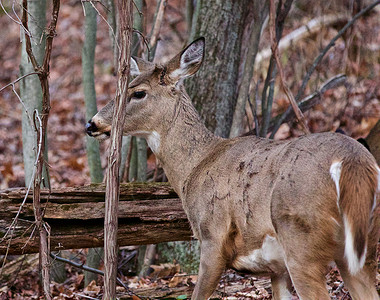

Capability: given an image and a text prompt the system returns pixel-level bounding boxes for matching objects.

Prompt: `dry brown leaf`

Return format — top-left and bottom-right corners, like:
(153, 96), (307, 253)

(83, 280), (101, 294)
(149, 263), (180, 278)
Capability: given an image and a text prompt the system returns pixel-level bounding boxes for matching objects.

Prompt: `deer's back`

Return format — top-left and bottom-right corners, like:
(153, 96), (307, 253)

(182, 132), (375, 264)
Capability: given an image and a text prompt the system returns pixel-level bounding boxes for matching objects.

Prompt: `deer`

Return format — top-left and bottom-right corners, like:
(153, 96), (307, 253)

(86, 38), (380, 300)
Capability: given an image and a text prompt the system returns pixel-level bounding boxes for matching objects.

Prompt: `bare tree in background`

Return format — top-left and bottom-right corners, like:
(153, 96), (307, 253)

(20, 0), (49, 187)
(21, 0), (60, 297)
(82, 1), (104, 287)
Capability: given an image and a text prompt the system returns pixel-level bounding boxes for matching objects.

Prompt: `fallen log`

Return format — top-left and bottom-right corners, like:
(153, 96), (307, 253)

(0, 183), (192, 255)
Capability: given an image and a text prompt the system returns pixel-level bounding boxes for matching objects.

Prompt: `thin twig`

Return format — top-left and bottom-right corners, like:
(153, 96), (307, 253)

(260, 0), (293, 137)
(133, 29), (150, 54)
(11, 81), (34, 127)
(268, 74), (347, 138)
(21, 222), (38, 249)
(295, 0), (380, 103)
(0, 0), (31, 38)
(269, 0), (310, 134)
(148, 0), (167, 59)
(49, 253), (130, 291)
(132, 0), (143, 16)
(21, 0), (60, 297)
(0, 111), (44, 277)
(73, 293), (99, 300)
(0, 72), (40, 93)
(81, 0), (121, 54)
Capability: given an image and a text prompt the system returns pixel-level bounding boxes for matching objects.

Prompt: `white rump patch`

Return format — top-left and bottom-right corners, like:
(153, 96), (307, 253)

(330, 161), (342, 208)
(343, 215), (366, 274)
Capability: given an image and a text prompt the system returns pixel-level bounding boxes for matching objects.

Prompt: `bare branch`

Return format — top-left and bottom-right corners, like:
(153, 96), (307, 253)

(271, 0), (380, 135)
(0, 109), (43, 247)
(133, 0), (143, 16)
(255, 14), (348, 66)
(49, 252), (130, 291)
(133, 29), (150, 54)
(0, 0), (32, 38)
(148, 0), (167, 58)
(260, 0), (294, 137)
(20, 0), (61, 297)
(268, 75), (347, 138)
(0, 72), (40, 93)
(81, 0), (121, 54)
(295, 0), (380, 103)
(0, 109), (44, 276)
(10, 81), (34, 127)
(21, 0), (40, 70)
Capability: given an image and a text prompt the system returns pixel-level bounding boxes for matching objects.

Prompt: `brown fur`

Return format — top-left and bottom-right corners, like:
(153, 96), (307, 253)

(340, 157), (378, 259)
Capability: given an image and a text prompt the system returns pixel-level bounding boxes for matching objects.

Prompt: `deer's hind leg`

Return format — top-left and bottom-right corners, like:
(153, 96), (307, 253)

(271, 273), (293, 300)
(272, 211), (335, 299)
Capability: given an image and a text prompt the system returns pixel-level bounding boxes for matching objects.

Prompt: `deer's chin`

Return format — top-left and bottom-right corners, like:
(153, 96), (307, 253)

(93, 131), (111, 141)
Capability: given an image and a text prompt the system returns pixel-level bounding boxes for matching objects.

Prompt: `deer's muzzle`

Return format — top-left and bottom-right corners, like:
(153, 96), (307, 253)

(85, 120), (98, 137)
(85, 119), (111, 140)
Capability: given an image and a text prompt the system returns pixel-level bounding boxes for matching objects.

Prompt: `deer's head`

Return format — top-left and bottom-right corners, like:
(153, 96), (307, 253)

(85, 38), (205, 146)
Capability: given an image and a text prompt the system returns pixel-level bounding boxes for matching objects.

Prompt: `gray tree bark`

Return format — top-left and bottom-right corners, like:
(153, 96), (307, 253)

(82, 1), (104, 287)
(83, 2), (103, 184)
(186, 0), (253, 137)
(20, 0), (48, 187)
(229, 2), (268, 138)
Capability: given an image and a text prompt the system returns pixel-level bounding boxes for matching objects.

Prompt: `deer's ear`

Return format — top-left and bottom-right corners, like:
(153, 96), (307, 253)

(167, 37), (205, 81)
(130, 56), (155, 76)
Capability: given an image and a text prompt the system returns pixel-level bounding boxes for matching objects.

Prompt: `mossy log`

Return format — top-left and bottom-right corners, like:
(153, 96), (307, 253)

(0, 183), (192, 255)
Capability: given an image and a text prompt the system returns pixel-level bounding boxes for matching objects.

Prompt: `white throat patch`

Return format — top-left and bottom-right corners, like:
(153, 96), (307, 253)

(128, 130), (161, 153)
(146, 131), (161, 153)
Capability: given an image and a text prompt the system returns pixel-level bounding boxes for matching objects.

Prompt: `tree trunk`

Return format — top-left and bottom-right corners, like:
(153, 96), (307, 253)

(20, 0), (48, 187)
(229, 2), (268, 138)
(186, 0), (252, 137)
(0, 183), (190, 255)
(82, 2), (104, 287)
(83, 1), (103, 184)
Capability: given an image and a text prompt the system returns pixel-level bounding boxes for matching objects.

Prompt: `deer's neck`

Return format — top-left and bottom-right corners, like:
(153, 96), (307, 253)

(150, 92), (222, 196)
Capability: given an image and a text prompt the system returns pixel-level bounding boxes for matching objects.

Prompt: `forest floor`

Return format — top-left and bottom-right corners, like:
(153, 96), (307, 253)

(0, 0), (380, 299)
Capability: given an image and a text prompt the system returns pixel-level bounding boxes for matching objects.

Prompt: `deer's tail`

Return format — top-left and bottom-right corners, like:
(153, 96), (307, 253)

(330, 159), (379, 274)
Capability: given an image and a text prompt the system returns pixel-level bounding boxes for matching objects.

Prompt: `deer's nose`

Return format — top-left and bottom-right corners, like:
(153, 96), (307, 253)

(85, 120), (98, 136)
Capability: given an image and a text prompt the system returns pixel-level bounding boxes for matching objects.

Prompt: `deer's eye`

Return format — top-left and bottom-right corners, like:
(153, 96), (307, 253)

(132, 91), (146, 99)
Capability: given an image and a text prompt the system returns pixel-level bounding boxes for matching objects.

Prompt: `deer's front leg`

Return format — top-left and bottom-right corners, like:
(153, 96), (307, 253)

(192, 240), (226, 300)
